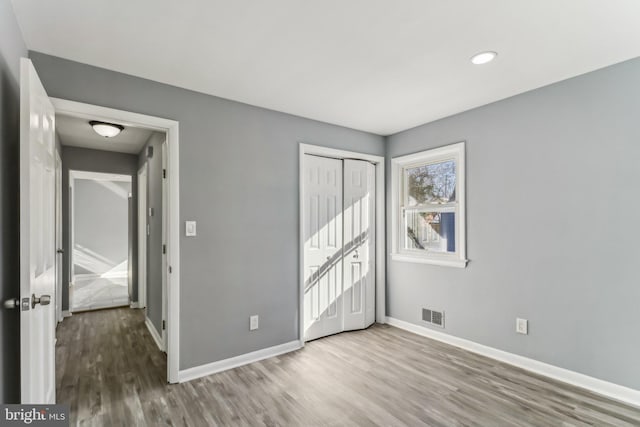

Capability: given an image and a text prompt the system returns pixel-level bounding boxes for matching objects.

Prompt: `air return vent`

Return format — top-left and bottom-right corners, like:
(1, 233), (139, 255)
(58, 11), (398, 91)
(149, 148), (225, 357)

(422, 308), (445, 328)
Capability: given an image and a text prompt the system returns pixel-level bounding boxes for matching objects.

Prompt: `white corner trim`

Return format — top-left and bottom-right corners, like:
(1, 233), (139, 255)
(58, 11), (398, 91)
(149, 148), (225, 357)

(61, 311), (71, 318)
(179, 340), (303, 383)
(386, 317), (640, 408)
(130, 302), (140, 309)
(145, 317), (164, 352)
(390, 254), (468, 268)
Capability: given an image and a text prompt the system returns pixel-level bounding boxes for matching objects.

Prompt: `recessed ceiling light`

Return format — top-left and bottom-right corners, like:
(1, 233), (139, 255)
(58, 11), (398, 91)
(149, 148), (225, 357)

(471, 51), (497, 65)
(90, 121), (124, 138)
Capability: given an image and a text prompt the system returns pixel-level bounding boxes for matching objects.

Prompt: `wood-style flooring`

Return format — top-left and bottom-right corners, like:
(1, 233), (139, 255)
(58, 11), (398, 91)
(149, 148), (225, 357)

(56, 308), (640, 426)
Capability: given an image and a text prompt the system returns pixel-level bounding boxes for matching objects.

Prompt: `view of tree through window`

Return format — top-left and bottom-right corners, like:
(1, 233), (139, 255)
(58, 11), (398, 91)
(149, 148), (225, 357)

(406, 160), (456, 205)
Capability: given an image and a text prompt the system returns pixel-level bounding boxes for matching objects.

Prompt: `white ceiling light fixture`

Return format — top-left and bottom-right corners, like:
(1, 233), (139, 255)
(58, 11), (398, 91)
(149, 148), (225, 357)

(90, 120), (124, 138)
(471, 51), (498, 65)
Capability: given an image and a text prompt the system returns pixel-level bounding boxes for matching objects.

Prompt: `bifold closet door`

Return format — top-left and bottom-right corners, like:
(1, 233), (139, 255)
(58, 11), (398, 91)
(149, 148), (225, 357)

(343, 159), (376, 331)
(303, 155), (344, 341)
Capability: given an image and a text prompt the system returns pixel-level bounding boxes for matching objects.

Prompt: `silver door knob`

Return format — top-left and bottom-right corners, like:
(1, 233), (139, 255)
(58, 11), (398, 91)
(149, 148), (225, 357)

(3, 298), (19, 309)
(31, 294), (51, 309)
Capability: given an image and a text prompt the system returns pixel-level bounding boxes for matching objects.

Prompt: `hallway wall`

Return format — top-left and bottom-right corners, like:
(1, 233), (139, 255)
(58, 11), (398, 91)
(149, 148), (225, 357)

(138, 132), (165, 334)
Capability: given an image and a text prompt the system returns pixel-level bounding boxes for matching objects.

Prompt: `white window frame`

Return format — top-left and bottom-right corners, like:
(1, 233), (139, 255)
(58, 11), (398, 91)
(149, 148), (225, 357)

(391, 142), (468, 268)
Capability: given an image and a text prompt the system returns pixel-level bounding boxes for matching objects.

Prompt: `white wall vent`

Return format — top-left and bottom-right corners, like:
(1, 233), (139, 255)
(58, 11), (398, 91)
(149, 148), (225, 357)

(422, 307), (445, 328)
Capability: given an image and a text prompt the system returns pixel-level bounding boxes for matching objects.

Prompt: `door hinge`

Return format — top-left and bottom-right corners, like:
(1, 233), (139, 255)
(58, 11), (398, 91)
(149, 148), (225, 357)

(162, 244), (166, 254)
(162, 320), (166, 330)
(168, 266), (172, 273)
(163, 169), (166, 179)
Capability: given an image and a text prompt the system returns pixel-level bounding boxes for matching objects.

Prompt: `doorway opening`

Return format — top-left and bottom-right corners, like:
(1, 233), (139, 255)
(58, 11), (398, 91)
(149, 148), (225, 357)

(52, 97), (180, 384)
(299, 144), (386, 344)
(68, 171), (132, 312)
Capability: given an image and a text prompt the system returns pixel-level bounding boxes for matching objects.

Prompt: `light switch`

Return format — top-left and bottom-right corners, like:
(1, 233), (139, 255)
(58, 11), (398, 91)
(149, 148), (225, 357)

(185, 221), (197, 237)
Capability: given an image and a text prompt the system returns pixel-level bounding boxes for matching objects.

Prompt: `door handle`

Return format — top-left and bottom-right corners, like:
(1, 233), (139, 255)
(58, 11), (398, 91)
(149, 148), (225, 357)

(3, 298), (19, 309)
(56, 248), (64, 254)
(32, 294), (51, 309)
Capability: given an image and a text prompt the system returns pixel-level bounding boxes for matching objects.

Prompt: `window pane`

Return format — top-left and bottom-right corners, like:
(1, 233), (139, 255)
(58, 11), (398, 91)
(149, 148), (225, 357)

(405, 211), (455, 253)
(406, 160), (456, 206)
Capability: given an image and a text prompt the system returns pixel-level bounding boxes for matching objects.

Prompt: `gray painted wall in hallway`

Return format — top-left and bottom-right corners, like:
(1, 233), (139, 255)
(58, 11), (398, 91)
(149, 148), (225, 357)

(0, 0), (26, 403)
(61, 146), (139, 311)
(138, 132), (165, 334)
(386, 57), (640, 390)
(30, 52), (386, 369)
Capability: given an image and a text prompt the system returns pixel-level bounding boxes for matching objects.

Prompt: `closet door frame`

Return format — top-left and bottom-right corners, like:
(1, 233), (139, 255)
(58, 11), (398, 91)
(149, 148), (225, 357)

(298, 143), (385, 345)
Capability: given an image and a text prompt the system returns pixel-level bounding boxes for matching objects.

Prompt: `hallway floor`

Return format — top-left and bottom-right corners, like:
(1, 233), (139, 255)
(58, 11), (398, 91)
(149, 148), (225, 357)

(70, 274), (129, 311)
(56, 308), (640, 426)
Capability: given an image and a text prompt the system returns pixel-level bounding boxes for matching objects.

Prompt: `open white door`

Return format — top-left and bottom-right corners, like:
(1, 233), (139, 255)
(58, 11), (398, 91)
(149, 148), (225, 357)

(20, 58), (57, 404)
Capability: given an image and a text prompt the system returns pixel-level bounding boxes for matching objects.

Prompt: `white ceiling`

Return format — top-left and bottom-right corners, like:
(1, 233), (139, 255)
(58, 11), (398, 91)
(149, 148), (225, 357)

(56, 114), (153, 154)
(13, 0), (640, 135)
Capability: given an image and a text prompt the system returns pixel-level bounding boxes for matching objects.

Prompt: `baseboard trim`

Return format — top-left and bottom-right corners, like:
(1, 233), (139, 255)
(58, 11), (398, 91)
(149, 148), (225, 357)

(130, 302), (140, 309)
(61, 310), (72, 318)
(145, 317), (164, 352)
(179, 340), (302, 383)
(386, 316), (640, 408)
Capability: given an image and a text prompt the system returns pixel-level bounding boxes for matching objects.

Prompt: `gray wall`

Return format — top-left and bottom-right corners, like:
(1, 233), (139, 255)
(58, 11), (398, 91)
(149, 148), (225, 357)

(386, 57), (640, 390)
(138, 132), (165, 333)
(61, 146), (139, 310)
(0, 0), (26, 403)
(30, 52), (385, 369)
(73, 179), (130, 276)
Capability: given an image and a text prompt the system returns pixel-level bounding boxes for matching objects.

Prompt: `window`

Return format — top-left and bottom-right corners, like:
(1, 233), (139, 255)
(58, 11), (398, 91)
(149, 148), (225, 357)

(391, 142), (467, 267)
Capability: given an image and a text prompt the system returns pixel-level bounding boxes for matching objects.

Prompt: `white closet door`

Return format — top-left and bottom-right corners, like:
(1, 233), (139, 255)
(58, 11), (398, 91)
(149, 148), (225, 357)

(303, 155), (343, 341)
(343, 159), (376, 331)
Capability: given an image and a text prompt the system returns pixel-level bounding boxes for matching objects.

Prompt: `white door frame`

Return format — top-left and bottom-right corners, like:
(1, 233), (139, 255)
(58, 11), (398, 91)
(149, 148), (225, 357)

(298, 143), (386, 345)
(69, 170), (132, 311)
(55, 150), (63, 324)
(51, 97), (181, 384)
(137, 163), (148, 309)
(161, 139), (168, 350)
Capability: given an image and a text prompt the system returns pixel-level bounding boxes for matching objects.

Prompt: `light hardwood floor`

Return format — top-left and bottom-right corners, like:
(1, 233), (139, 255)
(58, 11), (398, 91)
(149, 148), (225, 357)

(56, 308), (640, 426)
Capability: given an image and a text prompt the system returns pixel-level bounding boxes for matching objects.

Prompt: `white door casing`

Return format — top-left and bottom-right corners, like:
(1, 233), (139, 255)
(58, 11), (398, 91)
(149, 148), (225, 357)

(303, 155), (344, 341)
(20, 58), (57, 404)
(138, 163), (148, 309)
(343, 159), (376, 331)
(161, 139), (168, 350)
(55, 150), (63, 323)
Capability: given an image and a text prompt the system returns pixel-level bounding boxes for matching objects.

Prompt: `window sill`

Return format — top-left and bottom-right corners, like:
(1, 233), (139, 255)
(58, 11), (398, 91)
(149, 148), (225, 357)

(390, 254), (468, 268)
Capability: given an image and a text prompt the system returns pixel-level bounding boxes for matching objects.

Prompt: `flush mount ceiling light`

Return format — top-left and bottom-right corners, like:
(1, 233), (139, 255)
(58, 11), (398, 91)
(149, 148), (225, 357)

(470, 51), (497, 65)
(90, 120), (124, 138)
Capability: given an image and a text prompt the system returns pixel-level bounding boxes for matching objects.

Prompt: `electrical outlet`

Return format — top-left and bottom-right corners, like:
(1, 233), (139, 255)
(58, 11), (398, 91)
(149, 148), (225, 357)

(249, 315), (259, 331)
(516, 318), (528, 335)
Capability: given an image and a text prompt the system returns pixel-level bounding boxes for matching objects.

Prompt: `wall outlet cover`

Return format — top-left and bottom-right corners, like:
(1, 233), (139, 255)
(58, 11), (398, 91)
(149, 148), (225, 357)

(250, 315), (259, 331)
(516, 318), (528, 335)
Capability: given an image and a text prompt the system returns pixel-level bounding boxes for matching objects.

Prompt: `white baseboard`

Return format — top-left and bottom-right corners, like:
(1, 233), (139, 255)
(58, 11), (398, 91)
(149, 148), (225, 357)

(179, 340), (302, 383)
(61, 310), (72, 318)
(386, 316), (640, 408)
(145, 317), (164, 352)
(130, 301), (140, 309)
